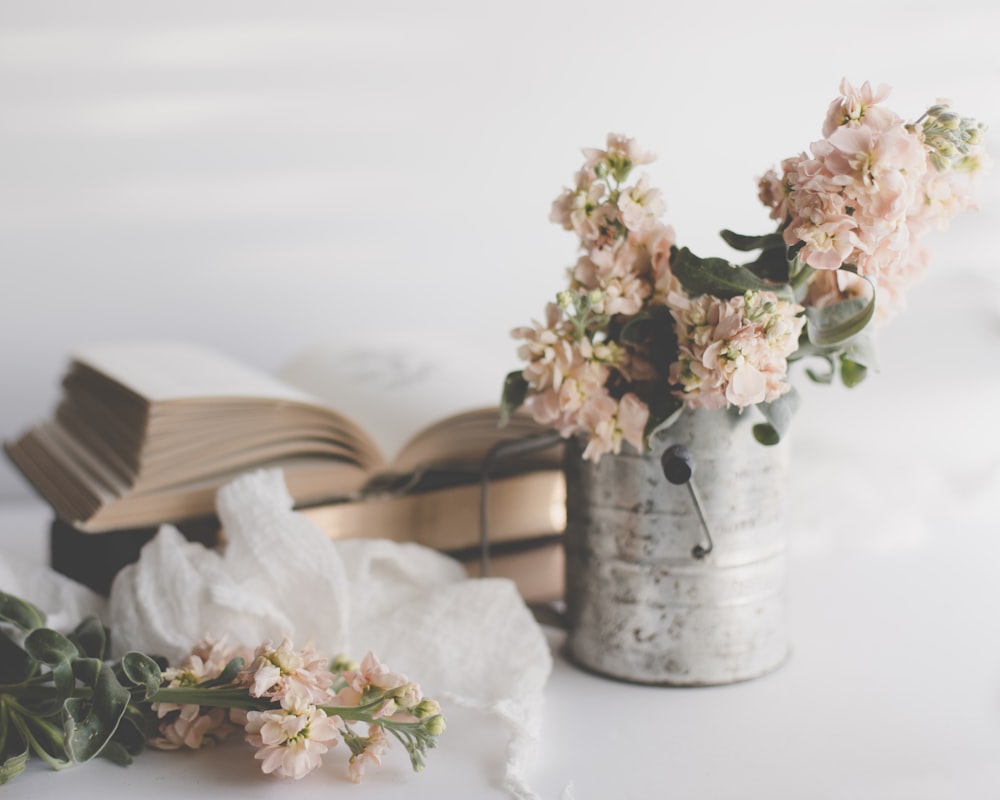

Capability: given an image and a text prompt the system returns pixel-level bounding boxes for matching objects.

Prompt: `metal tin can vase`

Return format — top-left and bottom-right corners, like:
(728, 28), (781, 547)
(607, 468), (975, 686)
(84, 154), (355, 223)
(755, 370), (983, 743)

(563, 407), (791, 686)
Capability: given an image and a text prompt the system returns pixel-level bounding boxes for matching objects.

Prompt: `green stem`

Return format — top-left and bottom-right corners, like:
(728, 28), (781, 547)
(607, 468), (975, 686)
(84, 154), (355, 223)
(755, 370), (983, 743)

(147, 688), (424, 735)
(0, 691), (58, 719)
(789, 262), (815, 292)
(147, 686), (265, 711)
(0, 699), (9, 754)
(318, 699), (398, 723)
(12, 714), (69, 771)
(0, 670), (54, 692)
(148, 689), (393, 725)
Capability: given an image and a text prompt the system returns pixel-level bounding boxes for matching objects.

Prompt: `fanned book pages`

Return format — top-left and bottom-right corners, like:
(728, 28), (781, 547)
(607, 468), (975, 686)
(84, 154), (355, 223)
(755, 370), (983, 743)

(4, 340), (566, 587)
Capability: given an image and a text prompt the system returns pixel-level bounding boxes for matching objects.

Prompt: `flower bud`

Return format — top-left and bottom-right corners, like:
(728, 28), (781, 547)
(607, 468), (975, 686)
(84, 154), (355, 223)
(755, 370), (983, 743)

(929, 152), (949, 172)
(414, 699), (442, 719)
(937, 111), (960, 129)
(424, 715), (447, 736)
(965, 125), (984, 146)
(330, 655), (359, 674)
(609, 158), (632, 183)
(392, 682), (423, 710)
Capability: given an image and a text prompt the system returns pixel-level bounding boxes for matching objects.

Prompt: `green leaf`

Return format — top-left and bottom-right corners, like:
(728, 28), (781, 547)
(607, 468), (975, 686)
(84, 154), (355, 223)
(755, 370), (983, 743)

(96, 740), (133, 767)
(839, 356), (867, 387)
(752, 423), (781, 446)
(752, 387), (801, 446)
(619, 309), (678, 380)
(643, 393), (684, 445)
(0, 629), (34, 684)
(24, 628), (79, 712)
(119, 652), (163, 700)
(619, 305), (675, 344)
(843, 331), (879, 369)
(21, 714), (70, 771)
(68, 617), (109, 661)
(743, 246), (791, 284)
(805, 294), (876, 348)
(64, 662), (130, 764)
(805, 354), (836, 385)
(0, 591), (45, 632)
(199, 656), (244, 689)
(25, 628), (79, 665)
(719, 229), (786, 253)
(832, 330), (877, 388)
(787, 256), (814, 300)
(0, 706), (29, 785)
(71, 656), (100, 686)
(105, 706), (147, 763)
(0, 740), (29, 785)
(48, 660), (77, 713)
(499, 370), (529, 427)
(671, 247), (793, 301)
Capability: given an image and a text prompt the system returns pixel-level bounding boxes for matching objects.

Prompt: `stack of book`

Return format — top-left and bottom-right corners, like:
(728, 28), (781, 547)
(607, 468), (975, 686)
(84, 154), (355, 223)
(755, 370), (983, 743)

(5, 340), (566, 602)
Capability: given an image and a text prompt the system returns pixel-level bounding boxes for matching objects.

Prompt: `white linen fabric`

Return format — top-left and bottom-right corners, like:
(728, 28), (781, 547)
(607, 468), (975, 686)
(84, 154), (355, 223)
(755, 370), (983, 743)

(2, 469), (553, 799)
(0, 553), (106, 633)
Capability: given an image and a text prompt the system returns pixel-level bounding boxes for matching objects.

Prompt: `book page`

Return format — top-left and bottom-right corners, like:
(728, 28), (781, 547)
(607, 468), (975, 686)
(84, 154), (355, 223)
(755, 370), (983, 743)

(72, 340), (320, 405)
(277, 333), (517, 463)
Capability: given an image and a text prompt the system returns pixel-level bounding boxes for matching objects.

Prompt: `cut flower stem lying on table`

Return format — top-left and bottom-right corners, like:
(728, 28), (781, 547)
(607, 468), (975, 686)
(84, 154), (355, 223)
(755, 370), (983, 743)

(0, 590), (445, 785)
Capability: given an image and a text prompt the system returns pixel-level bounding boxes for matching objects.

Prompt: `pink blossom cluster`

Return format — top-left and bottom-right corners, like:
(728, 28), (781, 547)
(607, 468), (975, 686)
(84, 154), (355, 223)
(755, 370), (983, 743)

(550, 134), (678, 311)
(512, 298), (649, 462)
(513, 134), (691, 460)
(511, 85), (986, 458)
(515, 134), (806, 460)
(759, 78), (989, 320)
(151, 639), (443, 783)
(669, 291), (805, 410)
(240, 638), (343, 780)
(151, 636), (251, 750)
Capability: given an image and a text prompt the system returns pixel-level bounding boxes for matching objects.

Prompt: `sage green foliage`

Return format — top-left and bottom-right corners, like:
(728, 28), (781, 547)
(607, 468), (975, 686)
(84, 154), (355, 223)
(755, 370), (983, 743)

(710, 233), (878, 399)
(671, 246), (794, 302)
(0, 591), (163, 784)
(657, 239), (875, 444)
(752, 388), (801, 446)
(805, 295), (876, 348)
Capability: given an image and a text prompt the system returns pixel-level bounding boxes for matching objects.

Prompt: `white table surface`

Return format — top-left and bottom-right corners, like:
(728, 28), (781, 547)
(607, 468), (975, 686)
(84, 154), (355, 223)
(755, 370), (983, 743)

(3, 400), (1000, 800)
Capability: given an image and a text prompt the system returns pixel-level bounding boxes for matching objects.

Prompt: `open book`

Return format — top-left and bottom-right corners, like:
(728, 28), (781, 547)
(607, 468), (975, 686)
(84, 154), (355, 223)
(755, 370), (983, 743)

(5, 341), (565, 573)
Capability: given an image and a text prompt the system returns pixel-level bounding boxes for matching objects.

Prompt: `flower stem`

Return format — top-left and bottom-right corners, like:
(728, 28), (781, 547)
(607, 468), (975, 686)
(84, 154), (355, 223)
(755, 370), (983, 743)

(318, 703), (390, 723)
(147, 686), (266, 711)
(789, 261), (814, 293)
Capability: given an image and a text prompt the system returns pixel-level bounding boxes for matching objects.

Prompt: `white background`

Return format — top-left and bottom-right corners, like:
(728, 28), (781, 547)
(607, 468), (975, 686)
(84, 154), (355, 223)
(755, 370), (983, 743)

(2, 0), (999, 500)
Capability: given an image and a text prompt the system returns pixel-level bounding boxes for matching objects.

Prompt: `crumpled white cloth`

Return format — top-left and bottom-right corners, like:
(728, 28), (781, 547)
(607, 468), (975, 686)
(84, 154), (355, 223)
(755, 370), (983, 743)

(3, 469), (552, 799)
(0, 554), (106, 633)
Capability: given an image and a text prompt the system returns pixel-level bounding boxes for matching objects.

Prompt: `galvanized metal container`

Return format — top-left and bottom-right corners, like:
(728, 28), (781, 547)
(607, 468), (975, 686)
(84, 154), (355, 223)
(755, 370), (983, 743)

(563, 408), (790, 685)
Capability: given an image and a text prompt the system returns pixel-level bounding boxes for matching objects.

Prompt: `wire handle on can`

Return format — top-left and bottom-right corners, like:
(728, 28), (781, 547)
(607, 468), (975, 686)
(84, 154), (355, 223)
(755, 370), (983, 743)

(479, 430), (564, 576)
(661, 444), (714, 559)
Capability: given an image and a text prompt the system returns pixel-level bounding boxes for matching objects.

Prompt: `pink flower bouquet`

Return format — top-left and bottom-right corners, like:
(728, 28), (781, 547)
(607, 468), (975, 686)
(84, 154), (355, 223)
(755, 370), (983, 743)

(502, 80), (989, 461)
(0, 588), (445, 787)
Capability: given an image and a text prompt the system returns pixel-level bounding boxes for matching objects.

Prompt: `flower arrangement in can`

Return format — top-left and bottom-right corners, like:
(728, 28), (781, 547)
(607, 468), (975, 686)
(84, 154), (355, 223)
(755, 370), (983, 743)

(502, 79), (989, 461)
